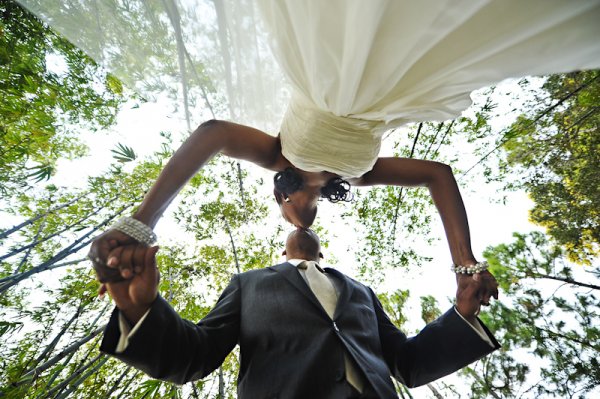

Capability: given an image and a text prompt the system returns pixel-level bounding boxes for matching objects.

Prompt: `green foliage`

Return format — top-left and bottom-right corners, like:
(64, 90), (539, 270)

(0, 0), (126, 197)
(351, 122), (462, 280)
(464, 231), (600, 398)
(500, 71), (600, 264)
(377, 289), (410, 330)
(419, 295), (441, 324)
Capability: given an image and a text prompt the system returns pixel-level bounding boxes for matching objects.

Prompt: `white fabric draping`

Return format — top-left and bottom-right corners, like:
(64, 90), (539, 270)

(16, 0), (600, 177)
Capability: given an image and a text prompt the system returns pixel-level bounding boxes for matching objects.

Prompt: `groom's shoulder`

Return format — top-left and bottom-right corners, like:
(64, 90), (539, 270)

(235, 262), (290, 280)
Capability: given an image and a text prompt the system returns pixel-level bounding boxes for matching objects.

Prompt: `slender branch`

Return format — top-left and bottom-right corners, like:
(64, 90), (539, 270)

(43, 354), (106, 399)
(426, 383), (444, 399)
(0, 194), (86, 240)
(115, 370), (141, 398)
(0, 206), (130, 293)
(222, 216), (240, 274)
(218, 367), (225, 398)
(13, 326), (105, 387)
(460, 73), (600, 178)
(0, 196), (116, 262)
(529, 273), (600, 291)
(14, 218), (46, 273)
(390, 123), (423, 238)
(422, 122), (445, 160)
(33, 304), (82, 366)
(537, 326), (599, 350)
(161, 0), (191, 131)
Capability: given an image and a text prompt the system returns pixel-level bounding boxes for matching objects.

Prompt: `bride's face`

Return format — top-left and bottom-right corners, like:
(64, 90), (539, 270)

(276, 190), (318, 228)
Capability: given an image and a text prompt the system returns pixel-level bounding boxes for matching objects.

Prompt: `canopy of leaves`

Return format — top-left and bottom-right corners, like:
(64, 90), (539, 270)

(464, 231), (600, 398)
(501, 71), (600, 264)
(0, 0), (125, 196)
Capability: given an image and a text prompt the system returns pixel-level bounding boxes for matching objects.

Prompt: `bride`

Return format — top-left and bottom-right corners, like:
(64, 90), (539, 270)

(21, 0), (598, 300)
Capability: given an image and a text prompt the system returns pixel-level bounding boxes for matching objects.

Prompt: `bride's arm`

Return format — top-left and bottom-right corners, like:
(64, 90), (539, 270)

(355, 157), (499, 319)
(89, 120), (281, 278)
(134, 120), (281, 227)
(354, 157), (475, 267)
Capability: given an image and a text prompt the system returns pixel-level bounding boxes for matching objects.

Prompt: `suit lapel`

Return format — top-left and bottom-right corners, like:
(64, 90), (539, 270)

(269, 262), (327, 316)
(324, 267), (354, 320)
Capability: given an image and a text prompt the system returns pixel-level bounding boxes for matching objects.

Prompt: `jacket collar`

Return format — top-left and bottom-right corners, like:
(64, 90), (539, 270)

(269, 262), (354, 320)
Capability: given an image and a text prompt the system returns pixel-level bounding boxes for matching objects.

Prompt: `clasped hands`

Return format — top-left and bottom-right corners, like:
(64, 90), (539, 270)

(89, 229), (160, 325)
(455, 270), (499, 324)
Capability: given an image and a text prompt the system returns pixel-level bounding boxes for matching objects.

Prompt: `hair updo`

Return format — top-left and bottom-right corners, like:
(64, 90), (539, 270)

(320, 177), (352, 203)
(274, 167), (304, 196)
(273, 168), (352, 203)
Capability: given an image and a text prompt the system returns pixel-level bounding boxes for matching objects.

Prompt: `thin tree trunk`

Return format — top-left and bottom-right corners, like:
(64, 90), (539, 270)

(391, 123), (422, 238)
(236, 162), (245, 204)
(0, 196), (117, 262)
(222, 216), (240, 274)
(427, 383), (444, 399)
(14, 217), (46, 273)
(105, 367), (132, 398)
(0, 207), (129, 293)
(43, 350), (77, 391)
(191, 382), (200, 399)
(162, 0), (191, 131)
(0, 258), (86, 284)
(218, 367), (225, 398)
(33, 304), (82, 365)
(115, 370), (140, 398)
(53, 355), (109, 399)
(0, 193), (86, 240)
(15, 326), (105, 387)
(42, 354), (106, 399)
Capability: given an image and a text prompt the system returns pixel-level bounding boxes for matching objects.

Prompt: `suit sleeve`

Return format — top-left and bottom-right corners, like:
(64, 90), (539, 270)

(369, 288), (500, 388)
(100, 274), (242, 384)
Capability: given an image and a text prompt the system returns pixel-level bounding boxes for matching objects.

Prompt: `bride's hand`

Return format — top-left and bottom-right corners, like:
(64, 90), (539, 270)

(88, 229), (138, 283)
(455, 270), (499, 322)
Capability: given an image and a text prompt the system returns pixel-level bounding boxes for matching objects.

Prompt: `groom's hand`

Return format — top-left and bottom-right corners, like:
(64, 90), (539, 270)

(455, 270), (499, 324)
(101, 245), (160, 325)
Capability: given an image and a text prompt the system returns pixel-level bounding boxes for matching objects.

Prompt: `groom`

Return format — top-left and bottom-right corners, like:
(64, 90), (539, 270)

(97, 228), (499, 398)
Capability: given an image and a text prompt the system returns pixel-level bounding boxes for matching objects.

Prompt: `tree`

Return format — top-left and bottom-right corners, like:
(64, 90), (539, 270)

(500, 71), (599, 264)
(462, 231), (600, 398)
(0, 0), (125, 196)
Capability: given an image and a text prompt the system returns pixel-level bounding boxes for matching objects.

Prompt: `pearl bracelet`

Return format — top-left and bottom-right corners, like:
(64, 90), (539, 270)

(451, 261), (488, 274)
(112, 217), (157, 246)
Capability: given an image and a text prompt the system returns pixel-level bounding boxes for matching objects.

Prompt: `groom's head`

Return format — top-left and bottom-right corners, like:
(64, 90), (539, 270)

(284, 227), (322, 262)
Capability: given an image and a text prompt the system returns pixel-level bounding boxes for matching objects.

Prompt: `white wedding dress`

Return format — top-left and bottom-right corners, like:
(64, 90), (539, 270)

(17, 0), (600, 178)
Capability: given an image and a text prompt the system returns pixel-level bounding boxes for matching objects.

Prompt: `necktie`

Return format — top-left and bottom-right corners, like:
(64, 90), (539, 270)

(298, 261), (365, 393)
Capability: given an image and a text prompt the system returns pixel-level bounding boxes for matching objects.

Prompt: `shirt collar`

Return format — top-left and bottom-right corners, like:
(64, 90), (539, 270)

(287, 258), (319, 267)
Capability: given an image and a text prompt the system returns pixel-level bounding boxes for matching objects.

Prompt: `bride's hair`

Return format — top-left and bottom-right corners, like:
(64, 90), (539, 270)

(274, 168), (352, 203)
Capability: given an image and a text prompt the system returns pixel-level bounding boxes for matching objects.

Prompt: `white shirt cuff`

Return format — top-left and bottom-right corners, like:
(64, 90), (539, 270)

(453, 307), (494, 347)
(115, 309), (151, 353)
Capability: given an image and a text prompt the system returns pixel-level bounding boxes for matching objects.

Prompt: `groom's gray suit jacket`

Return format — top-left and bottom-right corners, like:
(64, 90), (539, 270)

(100, 262), (499, 398)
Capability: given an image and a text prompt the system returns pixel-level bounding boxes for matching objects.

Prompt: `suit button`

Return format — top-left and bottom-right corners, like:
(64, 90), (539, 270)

(335, 369), (345, 381)
(333, 322), (339, 332)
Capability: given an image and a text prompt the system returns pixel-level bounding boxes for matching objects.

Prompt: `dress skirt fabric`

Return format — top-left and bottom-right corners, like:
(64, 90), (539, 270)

(258, 0), (600, 177)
